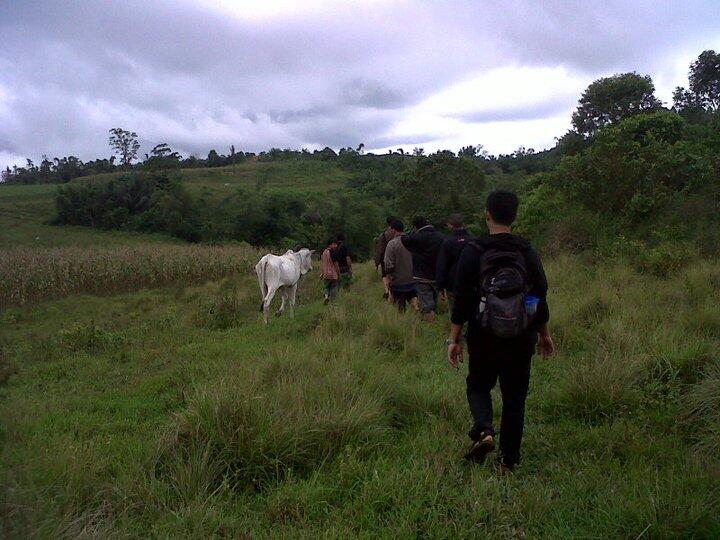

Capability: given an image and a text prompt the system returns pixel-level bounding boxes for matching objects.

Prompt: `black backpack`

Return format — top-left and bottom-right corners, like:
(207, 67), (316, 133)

(471, 244), (530, 338)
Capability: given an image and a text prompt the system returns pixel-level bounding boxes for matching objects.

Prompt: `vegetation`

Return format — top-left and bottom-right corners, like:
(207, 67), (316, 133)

(0, 244), (261, 308)
(1, 255), (719, 537)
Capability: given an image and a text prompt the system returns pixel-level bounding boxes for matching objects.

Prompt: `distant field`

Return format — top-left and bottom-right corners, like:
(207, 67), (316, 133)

(0, 160), (350, 248)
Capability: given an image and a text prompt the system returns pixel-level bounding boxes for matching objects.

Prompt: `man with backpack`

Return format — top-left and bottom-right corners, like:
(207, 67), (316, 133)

(446, 190), (555, 472)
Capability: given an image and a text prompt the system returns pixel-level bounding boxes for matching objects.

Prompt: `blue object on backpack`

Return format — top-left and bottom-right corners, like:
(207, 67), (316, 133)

(525, 295), (539, 316)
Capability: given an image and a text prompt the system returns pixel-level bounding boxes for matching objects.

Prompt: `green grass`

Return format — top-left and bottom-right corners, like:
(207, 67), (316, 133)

(0, 160), (350, 248)
(1, 252), (719, 537)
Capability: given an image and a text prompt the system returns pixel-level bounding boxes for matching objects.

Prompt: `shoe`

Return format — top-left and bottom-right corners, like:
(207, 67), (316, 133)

(464, 435), (495, 463)
(498, 461), (515, 475)
(323, 297), (330, 305)
(382, 292), (389, 300)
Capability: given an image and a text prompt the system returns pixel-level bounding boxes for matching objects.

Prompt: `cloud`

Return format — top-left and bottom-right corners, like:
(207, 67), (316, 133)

(1, 0), (719, 167)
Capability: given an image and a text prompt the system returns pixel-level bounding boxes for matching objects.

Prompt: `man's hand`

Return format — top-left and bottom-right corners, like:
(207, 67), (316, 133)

(537, 334), (555, 357)
(447, 342), (464, 369)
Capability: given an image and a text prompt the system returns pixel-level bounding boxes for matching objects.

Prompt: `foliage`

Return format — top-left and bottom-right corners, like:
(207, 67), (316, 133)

(108, 127), (141, 170)
(572, 72), (662, 136)
(395, 150), (485, 224)
(2, 258), (719, 537)
(674, 49), (720, 123)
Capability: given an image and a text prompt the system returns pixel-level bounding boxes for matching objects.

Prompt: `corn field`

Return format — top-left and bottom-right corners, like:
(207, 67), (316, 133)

(0, 244), (262, 308)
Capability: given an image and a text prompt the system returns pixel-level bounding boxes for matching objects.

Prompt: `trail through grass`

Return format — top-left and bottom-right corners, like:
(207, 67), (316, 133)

(1, 256), (719, 537)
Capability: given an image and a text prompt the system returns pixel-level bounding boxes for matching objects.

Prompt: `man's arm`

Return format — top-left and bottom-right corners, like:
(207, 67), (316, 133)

(383, 241), (396, 276)
(400, 233), (418, 252)
(435, 241), (450, 291)
(447, 247), (478, 368)
(525, 247), (554, 357)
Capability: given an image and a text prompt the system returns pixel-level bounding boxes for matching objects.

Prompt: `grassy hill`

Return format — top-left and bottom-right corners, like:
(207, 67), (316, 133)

(1, 165), (719, 537)
(0, 160), (350, 249)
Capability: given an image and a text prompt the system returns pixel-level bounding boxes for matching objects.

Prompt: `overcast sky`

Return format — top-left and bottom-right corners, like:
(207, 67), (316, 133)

(1, 0), (719, 168)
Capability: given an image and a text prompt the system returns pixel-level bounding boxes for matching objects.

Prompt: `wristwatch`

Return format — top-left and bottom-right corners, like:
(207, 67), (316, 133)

(445, 338), (458, 346)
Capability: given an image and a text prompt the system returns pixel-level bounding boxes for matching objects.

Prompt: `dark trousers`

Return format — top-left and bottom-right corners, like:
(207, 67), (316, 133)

(466, 334), (535, 466)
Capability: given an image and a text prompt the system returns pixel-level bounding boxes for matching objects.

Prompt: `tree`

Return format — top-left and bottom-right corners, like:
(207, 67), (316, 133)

(673, 50), (720, 120)
(396, 151), (485, 224)
(689, 50), (720, 112)
(572, 73), (662, 137)
(144, 143), (181, 171)
(108, 128), (140, 170)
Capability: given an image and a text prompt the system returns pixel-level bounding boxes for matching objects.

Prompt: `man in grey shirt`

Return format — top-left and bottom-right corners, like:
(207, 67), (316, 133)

(384, 219), (418, 313)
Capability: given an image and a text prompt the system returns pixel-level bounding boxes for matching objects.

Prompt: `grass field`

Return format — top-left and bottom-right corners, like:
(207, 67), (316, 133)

(1, 176), (719, 538)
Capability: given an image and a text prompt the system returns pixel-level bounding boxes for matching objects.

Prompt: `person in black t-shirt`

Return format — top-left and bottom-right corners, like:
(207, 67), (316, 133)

(446, 190), (555, 472)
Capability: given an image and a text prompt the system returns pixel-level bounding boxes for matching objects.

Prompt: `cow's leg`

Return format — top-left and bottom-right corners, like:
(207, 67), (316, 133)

(289, 283), (298, 317)
(277, 288), (287, 316)
(263, 285), (279, 324)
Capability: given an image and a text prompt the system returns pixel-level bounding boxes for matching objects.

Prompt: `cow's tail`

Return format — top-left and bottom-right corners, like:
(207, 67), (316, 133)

(256, 258), (269, 310)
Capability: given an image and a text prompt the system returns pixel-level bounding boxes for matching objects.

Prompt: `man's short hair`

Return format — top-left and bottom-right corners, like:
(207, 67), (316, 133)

(386, 216), (396, 226)
(412, 216), (429, 229)
(326, 237), (337, 246)
(390, 219), (404, 232)
(448, 213), (464, 228)
(486, 190), (519, 226)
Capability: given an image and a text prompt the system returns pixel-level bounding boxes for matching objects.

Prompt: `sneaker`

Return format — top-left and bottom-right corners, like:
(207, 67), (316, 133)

(323, 297), (330, 305)
(464, 435), (495, 463)
(498, 461), (515, 475)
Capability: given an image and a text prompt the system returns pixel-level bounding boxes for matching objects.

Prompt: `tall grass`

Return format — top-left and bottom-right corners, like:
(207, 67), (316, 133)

(2, 258), (720, 537)
(0, 244), (262, 308)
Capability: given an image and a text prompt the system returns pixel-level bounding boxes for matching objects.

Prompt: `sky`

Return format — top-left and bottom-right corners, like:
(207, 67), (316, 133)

(1, 0), (719, 168)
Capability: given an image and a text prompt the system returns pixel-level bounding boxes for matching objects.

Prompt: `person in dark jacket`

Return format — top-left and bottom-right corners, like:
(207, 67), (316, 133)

(401, 216), (445, 322)
(447, 190), (555, 472)
(335, 233), (353, 288)
(435, 213), (472, 311)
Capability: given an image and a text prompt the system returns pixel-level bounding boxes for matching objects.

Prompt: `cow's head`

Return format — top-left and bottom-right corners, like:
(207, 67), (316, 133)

(297, 248), (314, 275)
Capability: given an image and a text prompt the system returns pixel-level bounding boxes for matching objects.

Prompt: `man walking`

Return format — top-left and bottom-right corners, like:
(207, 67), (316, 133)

(436, 213), (472, 312)
(336, 233), (353, 288)
(447, 190), (555, 472)
(401, 216), (445, 322)
(383, 219), (417, 313)
(375, 217), (396, 300)
(319, 237), (341, 304)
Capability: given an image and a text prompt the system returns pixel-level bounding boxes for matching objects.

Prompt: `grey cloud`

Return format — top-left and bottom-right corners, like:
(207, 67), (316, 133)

(453, 100), (575, 124)
(1, 0), (719, 165)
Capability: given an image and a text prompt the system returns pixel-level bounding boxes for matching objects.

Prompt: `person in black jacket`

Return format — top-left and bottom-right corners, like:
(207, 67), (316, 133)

(435, 213), (471, 312)
(446, 190), (555, 472)
(401, 216), (445, 322)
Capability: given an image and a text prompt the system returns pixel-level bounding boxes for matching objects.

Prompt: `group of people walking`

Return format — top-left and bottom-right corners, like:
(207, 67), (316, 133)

(375, 190), (556, 472)
(317, 190), (555, 472)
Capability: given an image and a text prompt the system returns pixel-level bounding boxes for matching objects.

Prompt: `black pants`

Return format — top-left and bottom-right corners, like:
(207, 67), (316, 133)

(466, 334), (535, 466)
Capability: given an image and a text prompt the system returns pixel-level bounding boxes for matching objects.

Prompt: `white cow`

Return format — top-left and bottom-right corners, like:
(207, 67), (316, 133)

(255, 248), (314, 323)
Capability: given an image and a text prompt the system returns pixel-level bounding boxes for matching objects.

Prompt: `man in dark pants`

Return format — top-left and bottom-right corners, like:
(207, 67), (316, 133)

(446, 190), (555, 472)
(401, 216), (445, 322)
(435, 213), (471, 312)
(335, 233), (353, 288)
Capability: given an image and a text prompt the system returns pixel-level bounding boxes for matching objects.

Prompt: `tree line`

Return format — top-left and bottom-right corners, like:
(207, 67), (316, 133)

(11, 50), (720, 264)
